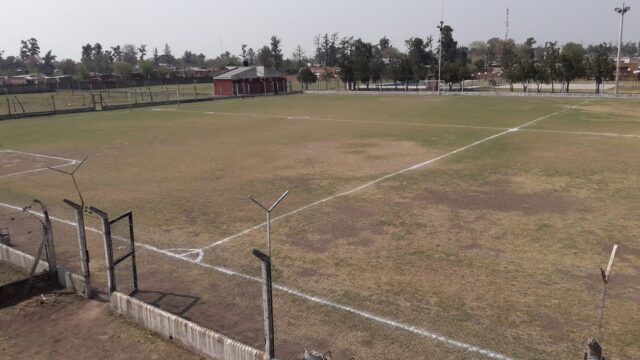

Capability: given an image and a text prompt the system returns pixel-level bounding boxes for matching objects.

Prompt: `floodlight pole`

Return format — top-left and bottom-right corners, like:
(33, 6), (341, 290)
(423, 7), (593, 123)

(437, 21), (444, 95)
(614, 3), (631, 96)
(249, 191), (288, 259)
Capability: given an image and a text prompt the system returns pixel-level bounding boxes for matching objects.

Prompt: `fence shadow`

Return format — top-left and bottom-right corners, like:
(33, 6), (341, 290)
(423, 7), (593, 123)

(135, 290), (200, 320)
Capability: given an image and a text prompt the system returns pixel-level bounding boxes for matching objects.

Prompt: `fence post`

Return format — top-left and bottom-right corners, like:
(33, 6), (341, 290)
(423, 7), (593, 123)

(253, 249), (275, 359)
(51, 95), (56, 112)
(14, 96), (25, 113)
(34, 200), (56, 274)
(63, 199), (91, 298)
(90, 206), (115, 294)
(6, 98), (10, 115)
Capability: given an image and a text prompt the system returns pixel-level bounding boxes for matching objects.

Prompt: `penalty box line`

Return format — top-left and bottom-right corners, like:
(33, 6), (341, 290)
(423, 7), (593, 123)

(0, 200), (514, 360)
(200, 100), (591, 251)
(0, 150), (80, 179)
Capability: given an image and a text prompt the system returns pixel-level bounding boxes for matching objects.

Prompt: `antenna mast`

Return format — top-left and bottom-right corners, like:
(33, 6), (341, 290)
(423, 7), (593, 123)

(505, 7), (510, 41)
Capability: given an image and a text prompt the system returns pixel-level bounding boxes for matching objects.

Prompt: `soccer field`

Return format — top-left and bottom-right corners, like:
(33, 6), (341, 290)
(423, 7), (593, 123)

(1, 94), (639, 359)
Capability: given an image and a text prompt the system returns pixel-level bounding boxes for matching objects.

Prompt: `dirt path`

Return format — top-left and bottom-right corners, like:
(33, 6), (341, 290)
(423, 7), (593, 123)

(0, 278), (205, 360)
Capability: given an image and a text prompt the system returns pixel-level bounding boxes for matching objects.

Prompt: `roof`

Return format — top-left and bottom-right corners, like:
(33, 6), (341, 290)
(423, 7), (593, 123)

(214, 66), (283, 80)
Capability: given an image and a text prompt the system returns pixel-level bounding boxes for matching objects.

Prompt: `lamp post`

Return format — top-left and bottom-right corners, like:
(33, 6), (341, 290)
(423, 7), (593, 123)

(437, 21), (444, 95)
(615, 3), (631, 96)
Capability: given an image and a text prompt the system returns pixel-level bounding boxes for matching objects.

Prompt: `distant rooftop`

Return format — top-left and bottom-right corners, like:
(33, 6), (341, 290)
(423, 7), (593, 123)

(214, 66), (283, 80)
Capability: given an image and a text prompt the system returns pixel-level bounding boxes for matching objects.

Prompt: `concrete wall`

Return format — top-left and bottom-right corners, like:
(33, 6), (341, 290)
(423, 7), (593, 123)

(0, 243), (49, 274)
(0, 243), (88, 296)
(110, 292), (266, 360)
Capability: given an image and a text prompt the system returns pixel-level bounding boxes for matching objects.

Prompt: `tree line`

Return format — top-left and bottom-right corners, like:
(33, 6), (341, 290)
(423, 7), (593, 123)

(1, 33), (638, 92)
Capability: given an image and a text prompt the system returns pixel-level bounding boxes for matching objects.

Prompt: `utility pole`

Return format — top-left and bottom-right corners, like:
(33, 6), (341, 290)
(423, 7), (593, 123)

(615, 3), (631, 96)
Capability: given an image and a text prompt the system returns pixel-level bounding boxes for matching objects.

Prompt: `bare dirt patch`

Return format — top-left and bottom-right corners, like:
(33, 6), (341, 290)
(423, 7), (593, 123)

(0, 290), (206, 360)
(417, 185), (573, 215)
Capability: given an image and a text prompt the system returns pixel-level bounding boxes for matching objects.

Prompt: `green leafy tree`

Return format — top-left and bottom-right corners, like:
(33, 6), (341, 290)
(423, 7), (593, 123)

(111, 45), (123, 62)
(270, 36), (283, 69)
(113, 61), (133, 79)
(542, 41), (561, 92)
(122, 44), (138, 65)
(405, 37), (434, 82)
(559, 42), (586, 92)
(73, 63), (88, 80)
(352, 39), (373, 88)
(257, 46), (274, 67)
(587, 43), (615, 93)
(297, 67), (317, 89)
(41, 50), (56, 75)
(138, 44), (147, 61)
(58, 59), (76, 76)
(19, 38), (40, 60)
(139, 60), (156, 79)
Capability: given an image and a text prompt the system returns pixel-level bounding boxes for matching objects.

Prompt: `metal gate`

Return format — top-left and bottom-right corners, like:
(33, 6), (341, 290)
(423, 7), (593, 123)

(90, 206), (138, 296)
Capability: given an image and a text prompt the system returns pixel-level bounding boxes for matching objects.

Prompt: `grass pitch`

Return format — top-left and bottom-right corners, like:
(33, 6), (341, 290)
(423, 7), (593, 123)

(1, 94), (639, 359)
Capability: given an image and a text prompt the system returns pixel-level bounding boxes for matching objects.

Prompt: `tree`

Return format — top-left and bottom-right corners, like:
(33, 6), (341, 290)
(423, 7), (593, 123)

(157, 66), (170, 79)
(501, 40), (518, 91)
(247, 48), (256, 65)
(440, 26), (457, 63)
(542, 41), (561, 92)
(138, 44), (147, 61)
(587, 43), (615, 93)
(41, 50), (56, 75)
(512, 37), (537, 92)
(314, 33), (339, 66)
(559, 42), (586, 92)
(182, 51), (196, 67)
(297, 67), (317, 89)
(352, 39), (374, 88)
(58, 59), (77, 76)
(152, 48), (159, 65)
(405, 37), (433, 83)
(379, 36), (391, 51)
(159, 43), (175, 65)
(20, 38), (40, 60)
(111, 45), (123, 62)
(292, 45), (306, 68)
(270, 36), (283, 69)
(240, 44), (248, 65)
(73, 63), (88, 80)
(257, 46), (274, 67)
(113, 61), (133, 79)
(81, 43), (94, 66)
(122, 44), (138, 65)
(139, 60), (156, 79)
(210, 51), (241, 67)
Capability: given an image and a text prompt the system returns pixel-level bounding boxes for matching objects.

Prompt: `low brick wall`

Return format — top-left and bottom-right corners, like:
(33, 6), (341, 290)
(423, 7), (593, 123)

(110, 291), (266, 360)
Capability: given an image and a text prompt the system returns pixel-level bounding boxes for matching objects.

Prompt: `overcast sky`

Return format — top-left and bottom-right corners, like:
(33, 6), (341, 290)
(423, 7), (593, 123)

(1, 0), (638, 61)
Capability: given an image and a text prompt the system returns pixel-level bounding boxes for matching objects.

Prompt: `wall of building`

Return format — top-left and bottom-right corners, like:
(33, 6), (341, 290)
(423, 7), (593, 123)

(214, 78), (287, 96)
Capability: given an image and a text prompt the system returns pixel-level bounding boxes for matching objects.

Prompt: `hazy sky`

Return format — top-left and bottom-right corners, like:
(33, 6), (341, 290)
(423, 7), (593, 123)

(1, 0), (638, 61)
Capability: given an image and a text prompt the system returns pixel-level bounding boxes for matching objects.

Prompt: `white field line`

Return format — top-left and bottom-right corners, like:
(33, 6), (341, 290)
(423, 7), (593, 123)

(200, 101), (590, 251)
(0, 200), (513, 359)
(170, 107), (640, 140)
(522, 128), (640, 139)
(0, 150), (80, 179)
(180, 109), (508, 132)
